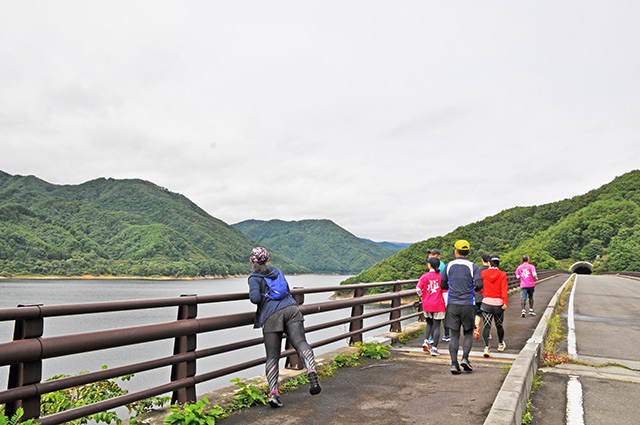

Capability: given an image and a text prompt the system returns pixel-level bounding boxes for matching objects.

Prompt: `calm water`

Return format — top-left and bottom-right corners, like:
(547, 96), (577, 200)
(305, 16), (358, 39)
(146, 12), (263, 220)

(0, 275), (415, 399)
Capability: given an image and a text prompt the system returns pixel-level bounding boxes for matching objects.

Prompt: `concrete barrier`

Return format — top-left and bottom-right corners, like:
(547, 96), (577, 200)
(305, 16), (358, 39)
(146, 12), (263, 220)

(483, 274), (575, 425)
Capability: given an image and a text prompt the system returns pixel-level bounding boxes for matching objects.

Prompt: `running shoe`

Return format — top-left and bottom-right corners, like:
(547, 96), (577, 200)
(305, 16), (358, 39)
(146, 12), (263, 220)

(450, 363), (462, 374)
(498, 341), (506, 352)
(460, 358), (473, 372)
(529, 309), (535, 316)
(473, 327), (481, 340)
(483, 347), (490, 358)
(422, 339), (431, 352)
(308, 371), (322, 395)
(442, 334), (451, 342)
(521, 309), (526, 318)
(427, 336), (434, 345)
(430, 347), (440, 357)
(268, 392), (283, 408)
(489, 333), (493, 340)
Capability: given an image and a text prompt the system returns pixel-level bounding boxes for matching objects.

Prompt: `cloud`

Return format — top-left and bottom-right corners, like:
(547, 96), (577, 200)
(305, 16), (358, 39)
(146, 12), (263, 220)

(1, 1), (639, 243)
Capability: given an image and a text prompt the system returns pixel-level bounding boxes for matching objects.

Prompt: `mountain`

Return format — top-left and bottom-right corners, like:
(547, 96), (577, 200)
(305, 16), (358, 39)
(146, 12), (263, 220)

(0, 172), (310, 277)
(342, 170), (640, 287)
(232, 219), (396, 274)
(359, 238), (412, 251)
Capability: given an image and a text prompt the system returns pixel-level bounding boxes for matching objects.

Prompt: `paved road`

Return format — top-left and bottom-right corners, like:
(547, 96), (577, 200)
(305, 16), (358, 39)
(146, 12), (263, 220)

(531, 274), (640, 425)
(217, 275), (569, 425)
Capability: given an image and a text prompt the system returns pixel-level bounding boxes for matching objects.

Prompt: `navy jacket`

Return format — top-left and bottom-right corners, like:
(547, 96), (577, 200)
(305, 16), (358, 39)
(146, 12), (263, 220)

(248, 266), (297, 329)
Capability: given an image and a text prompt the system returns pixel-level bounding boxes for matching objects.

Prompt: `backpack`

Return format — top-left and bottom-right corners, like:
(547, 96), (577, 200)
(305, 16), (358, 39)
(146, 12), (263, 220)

(262, 272), (290, 300)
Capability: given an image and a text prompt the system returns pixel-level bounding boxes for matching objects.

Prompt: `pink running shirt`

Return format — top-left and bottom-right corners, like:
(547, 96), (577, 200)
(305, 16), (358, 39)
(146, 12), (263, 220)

(416, 271), (446, 312)
(515, 263), (537, 288)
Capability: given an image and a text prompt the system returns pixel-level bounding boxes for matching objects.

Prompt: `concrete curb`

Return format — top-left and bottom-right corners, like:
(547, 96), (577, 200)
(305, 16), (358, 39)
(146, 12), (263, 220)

(483, 274), (575, 425)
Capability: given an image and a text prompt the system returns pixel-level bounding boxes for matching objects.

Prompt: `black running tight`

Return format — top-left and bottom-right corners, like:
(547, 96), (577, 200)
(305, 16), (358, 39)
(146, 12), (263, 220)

(448, 327), (474, 364)
(424, 318), (441, 347)
(263, 320), (316, 393)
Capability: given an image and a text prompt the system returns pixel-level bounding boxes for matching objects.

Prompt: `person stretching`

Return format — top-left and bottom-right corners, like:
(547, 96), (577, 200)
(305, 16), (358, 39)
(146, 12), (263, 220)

(248, 247), (321, 408)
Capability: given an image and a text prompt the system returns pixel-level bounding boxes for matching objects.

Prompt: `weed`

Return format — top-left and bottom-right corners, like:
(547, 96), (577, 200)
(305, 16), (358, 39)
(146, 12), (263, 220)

(522, 371), (544, 424)
(353, 342), (391, 359)
(163, 398), (223, 425)
(229, 378), (267, 409)
(0, 408), (35, 425)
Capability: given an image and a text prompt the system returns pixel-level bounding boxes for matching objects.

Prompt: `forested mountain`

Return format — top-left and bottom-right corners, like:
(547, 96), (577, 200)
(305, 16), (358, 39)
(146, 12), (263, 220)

(342, 170), (640, 286)
(0, 171), (309, 277)
(233, 219), (396, 274)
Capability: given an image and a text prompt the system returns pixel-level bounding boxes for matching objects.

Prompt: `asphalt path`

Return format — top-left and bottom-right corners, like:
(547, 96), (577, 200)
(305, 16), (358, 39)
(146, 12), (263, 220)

(531, 274), (640, 425)
(218, 275), (569, 425)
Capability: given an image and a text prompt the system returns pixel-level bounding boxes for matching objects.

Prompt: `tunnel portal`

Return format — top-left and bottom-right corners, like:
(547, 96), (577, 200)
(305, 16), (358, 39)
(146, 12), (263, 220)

(569, 261), (593, 275)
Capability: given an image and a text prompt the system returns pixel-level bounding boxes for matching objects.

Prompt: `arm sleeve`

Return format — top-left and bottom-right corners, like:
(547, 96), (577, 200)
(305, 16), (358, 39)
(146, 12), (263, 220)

(440, 266), (449, 290)
(248, 276), (262, 304)
(473, 265), (483, 292)
(501, 273), (508, 306)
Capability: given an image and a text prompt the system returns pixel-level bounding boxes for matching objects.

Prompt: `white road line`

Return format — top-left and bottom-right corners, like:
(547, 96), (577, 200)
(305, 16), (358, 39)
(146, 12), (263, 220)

(566, 375), (585, 425)
(568, 275), (578, 360)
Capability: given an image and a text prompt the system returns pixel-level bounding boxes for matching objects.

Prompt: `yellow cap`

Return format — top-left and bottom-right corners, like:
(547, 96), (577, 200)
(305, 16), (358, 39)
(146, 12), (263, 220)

(454, 240), (470, 251)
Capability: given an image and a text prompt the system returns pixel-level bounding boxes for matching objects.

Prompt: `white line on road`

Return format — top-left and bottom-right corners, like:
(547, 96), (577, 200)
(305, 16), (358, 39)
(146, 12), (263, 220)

(568, 275), (578, 360)
(566, 375), (585, 425)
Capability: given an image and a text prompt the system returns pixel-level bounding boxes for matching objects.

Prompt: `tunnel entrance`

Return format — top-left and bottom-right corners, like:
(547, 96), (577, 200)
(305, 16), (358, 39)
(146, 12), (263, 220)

(569, 261), (593, 275)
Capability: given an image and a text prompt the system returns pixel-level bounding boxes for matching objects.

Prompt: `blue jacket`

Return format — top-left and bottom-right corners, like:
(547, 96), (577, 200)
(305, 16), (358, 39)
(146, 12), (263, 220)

(248, 266), (297, 329)
(440, 257), (483, 305)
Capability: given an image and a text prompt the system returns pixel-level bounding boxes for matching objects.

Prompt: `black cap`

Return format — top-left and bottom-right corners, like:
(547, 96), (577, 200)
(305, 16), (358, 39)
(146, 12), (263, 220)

(429, 249), (441, 255)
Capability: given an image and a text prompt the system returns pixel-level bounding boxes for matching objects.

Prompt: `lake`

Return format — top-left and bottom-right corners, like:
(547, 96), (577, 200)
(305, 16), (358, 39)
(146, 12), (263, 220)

(0, 275), (416, 399)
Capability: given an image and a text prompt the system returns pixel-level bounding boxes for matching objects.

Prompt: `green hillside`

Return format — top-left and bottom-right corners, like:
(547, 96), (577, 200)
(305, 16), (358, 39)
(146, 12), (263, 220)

(342, 170), (640, 286)
(233, 219), (396, 274)
(0, 171), (309, 277)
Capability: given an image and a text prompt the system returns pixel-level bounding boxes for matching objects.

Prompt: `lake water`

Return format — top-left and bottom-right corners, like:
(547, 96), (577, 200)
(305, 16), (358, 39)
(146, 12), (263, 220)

(0, 275), (416, 400)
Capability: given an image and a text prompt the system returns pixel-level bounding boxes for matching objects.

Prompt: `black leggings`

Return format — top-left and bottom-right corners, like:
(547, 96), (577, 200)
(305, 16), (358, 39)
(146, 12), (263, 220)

(424, 318), (441, 347)
(263, 320), (316, 393)
(448, 327), (474, 365)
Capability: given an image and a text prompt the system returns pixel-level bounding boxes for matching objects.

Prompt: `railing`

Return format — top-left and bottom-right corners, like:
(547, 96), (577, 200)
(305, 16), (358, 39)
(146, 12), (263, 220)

(0, 280), (421, 424)
(0, 269), (569, 424)
(600, 271), (640, 279)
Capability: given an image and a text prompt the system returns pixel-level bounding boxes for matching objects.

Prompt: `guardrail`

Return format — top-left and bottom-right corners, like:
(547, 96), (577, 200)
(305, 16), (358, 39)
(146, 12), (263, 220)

(1, 269), (568, 424)
(0, 280), (421, 424)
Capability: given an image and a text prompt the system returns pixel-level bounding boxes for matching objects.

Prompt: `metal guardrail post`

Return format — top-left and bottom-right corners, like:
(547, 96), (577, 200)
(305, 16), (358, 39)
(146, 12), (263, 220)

(6, 304), (44, 421)
(389, 283), (402, 332)
(170, 295), (197, 405)
(285, 288), (305, 369)
(348, 287), (365, 344)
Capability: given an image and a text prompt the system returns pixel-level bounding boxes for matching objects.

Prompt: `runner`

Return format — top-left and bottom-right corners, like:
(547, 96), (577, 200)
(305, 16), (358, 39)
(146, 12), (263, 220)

(480, 255), (508, 357)
(515, 254), (538, 318)
(416, 257), (445, 356)
(474, 253), (491, 340)
(441, 240), (483, 374)
(429, 249), (450, 342)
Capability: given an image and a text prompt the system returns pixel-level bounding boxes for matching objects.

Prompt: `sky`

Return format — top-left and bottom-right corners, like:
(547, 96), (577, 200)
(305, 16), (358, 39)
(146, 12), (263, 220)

(1, 1), (639, 243)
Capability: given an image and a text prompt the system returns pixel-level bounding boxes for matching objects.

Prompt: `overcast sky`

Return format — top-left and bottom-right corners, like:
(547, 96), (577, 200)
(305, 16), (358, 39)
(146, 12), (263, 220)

(1, 1), (639, 243)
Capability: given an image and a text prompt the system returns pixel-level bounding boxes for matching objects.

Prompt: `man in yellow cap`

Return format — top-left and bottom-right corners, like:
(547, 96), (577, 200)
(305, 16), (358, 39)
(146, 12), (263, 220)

(440, 240), (484, 374)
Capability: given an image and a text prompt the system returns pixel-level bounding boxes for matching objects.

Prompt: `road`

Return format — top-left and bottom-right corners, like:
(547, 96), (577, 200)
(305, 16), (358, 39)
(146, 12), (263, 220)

(531, 274), (640, 425)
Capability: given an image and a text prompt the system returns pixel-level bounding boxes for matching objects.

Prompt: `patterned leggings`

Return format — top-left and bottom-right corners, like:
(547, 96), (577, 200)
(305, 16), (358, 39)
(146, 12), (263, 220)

(263, 321), (316, 393)
(481, 308), (505, 345)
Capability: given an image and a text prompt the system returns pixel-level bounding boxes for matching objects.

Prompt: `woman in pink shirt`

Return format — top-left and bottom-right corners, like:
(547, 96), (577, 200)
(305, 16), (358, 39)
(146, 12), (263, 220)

(416, 257), (446, 356)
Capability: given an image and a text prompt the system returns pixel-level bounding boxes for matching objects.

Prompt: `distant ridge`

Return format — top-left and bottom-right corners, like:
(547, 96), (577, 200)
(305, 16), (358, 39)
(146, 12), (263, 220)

(343, 170), (640, 287)
(0, 172), (309, 277)
(233, 219), (396, 274)
(359, 238), (411, 251)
